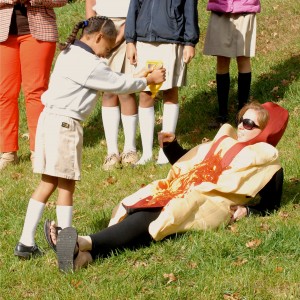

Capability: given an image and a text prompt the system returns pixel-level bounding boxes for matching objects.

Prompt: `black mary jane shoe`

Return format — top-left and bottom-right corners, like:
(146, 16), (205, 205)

(14, 242), (43, 259)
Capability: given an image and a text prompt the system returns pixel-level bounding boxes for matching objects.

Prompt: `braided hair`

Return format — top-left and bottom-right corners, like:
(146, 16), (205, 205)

(59, 16), (117, 51)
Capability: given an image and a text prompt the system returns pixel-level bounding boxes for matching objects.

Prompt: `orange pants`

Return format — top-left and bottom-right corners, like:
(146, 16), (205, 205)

(0, 34), (56, 152)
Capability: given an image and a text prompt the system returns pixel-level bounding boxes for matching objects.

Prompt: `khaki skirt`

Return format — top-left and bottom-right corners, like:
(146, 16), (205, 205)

(105, 18), (134, 73)
(132, 41), (187, 91)
(203, 12), (257, 58)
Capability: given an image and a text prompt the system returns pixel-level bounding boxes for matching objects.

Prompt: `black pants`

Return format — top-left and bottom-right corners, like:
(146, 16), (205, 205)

(89, 209), (162, 259)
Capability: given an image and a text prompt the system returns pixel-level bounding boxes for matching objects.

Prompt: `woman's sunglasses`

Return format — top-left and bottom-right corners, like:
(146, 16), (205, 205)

(238, 118), (260, 130)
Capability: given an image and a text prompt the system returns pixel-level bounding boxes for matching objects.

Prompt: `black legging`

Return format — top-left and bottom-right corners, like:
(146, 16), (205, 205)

(89, 209), (162, 259)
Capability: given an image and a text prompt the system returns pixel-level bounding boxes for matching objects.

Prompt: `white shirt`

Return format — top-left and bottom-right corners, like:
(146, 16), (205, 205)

(42, 41), (146, 121)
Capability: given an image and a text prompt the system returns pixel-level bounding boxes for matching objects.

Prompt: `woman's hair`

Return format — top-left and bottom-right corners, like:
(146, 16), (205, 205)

(237, 101), (269, 130)
(59, 16), (117, 50)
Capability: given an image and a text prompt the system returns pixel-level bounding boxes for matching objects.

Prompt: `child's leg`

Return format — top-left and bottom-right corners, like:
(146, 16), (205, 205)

(237, 56), (252, 110)
(56, 178), (75, 229)
(18, 175), (58, 247)
(119, 93), (138, 164)
(136, 91), (155, 165)
(101, 93), (121, 170)
(216, 56), (231, 122)
(157, 87), (179, 164)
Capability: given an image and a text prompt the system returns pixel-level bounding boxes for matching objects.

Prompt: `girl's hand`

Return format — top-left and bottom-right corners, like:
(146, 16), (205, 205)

(126, 43), (137, 66)
(183, 45), (195, 64)
(230, 205), (248, 223)
(158, 131), (175, 148)
(146, 67), (166, 85)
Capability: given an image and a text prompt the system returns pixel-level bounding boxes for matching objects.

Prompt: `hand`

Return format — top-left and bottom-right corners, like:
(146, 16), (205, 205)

(183, 45), (195, 64)
(230, 205), (248, 223)
(146, 67), (166, 85)
(126, 43), (137, 66)
(158, 131), (175, 148)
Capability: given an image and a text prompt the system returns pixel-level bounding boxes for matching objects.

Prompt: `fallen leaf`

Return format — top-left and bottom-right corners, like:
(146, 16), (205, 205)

(232, 257), (248, 266)
(278, 211), (289, 219)
(103, 176), (117, 186)
(163, 273), (177, 284)
(11, 173), (22, 180)
(246, 239), (261, 249)
(275, 266), (283, 273)
(71, 279), (82, 288)
(260, 223), (271, 232)
(223, 292), (242, 300)
(228, 224), (239, 233)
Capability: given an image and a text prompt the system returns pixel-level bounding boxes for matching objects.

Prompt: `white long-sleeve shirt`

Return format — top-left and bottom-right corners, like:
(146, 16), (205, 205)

(42, 40), (146, 121)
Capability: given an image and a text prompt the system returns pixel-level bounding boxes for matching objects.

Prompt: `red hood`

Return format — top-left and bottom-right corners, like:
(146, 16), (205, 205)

(245, 102), (289, 146)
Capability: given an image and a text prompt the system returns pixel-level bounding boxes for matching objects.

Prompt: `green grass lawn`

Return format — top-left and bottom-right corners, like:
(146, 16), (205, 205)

(0, 1), (299, 299)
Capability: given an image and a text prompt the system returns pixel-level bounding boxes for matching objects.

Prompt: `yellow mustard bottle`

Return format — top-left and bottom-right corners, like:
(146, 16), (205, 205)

(146, 60), (163, 99)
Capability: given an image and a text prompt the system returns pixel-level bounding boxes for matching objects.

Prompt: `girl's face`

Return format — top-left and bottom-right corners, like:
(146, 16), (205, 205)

(237, 109), (262, 142)
(92, 33), (116, 58)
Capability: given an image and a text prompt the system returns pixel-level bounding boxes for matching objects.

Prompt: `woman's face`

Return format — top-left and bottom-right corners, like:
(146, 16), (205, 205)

(237, 109), (262, 142)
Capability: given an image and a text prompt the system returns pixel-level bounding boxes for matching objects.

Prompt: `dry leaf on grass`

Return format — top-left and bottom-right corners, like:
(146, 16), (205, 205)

(246, 239), (261, 249)
(223, 292), (242, 300)
(278, 211), (289, 219)
(232, 257), (248, 266)
(163, 273), (177, 284)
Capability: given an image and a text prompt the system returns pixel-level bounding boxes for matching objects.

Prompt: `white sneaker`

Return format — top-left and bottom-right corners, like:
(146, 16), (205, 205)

(121, 151), (138, 166)
(102, 153), (121, 171)
(0, 152), (18, 171)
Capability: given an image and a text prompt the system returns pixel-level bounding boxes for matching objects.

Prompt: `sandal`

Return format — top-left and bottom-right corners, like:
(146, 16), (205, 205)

(56, 227), (79, 273)
(43, 219), (62, 253)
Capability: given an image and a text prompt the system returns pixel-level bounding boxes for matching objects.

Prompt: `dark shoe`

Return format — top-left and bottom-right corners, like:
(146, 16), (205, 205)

(14, 242), (43, 259)
(56, 227), (78, 273)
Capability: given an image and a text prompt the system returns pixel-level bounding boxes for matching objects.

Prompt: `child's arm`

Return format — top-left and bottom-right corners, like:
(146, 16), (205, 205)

(133, 67), (166, 85)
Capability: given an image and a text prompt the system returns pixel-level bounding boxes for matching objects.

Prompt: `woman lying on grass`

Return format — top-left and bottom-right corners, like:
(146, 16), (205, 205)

(45, 101), (289, 272)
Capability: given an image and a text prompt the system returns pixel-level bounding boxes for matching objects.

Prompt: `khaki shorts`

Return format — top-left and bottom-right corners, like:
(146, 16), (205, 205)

(33, 111), (83, 180)
(105, 18), (134, 73)
(131, 41), (187, 90)
(203, 12), (257, 58)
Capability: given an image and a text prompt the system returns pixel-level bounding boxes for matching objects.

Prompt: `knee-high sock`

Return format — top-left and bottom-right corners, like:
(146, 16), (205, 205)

(136, 106), (154, 164)
(19, 198), (45, 246)
(157, 103), (179, 164)
(102, 106), (120, 155)
(121, 113), (137, 153)
(56, 205), (73, 229)
(216, 73), (230, 119)
(238, 72), (251, 110)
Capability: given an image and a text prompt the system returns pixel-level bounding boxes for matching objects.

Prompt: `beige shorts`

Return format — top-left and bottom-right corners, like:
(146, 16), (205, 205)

(132, 41), (187, 91)
(33, 111), (83, 180)
(203, 12), (257, 58)
(105, 18), (134, 73)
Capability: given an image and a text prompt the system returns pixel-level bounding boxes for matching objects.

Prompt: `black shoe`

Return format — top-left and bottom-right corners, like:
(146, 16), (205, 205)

(14, 242), (43, 259)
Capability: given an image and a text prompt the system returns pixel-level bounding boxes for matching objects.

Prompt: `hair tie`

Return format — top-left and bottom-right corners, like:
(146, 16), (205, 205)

(83, 20), (89, 27)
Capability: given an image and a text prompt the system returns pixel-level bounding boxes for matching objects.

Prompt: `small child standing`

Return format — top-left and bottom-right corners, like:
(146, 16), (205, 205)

(14, 16), (165, 259)
(125, 0), (199, 165)
(203, 0), (260, 125)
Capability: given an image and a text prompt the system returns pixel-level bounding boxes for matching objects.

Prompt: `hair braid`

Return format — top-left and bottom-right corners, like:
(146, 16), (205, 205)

(58, 16), (117, 51)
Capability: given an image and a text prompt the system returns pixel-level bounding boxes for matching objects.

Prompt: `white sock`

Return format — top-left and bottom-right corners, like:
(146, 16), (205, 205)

(56, 205), (73, 229)
(157, 103), (179, 164)
(102, 106), (120, 155)
(19, 198), (45, 246)
(121, 113), (137, 153)
(136, 106), (155, 165)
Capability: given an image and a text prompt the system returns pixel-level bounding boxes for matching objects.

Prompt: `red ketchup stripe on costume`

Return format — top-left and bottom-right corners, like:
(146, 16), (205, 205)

(126, 150), (229, 209)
